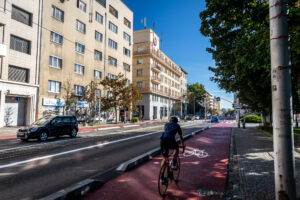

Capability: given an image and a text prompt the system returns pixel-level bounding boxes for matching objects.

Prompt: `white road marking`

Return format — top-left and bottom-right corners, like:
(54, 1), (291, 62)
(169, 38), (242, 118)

(0, 131), (161, 170)
(123, 125), (140, 128)
(97, 127), (120, 131)
(0, 122), (206, 169)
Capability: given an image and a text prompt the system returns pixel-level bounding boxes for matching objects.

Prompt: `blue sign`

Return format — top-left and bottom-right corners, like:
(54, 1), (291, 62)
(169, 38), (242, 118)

(216, 97), (220, 101)
(15, 97), (20, 102)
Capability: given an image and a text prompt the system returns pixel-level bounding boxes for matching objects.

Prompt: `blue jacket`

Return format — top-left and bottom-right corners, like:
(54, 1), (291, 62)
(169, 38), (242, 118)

(160, 122), (182, 139)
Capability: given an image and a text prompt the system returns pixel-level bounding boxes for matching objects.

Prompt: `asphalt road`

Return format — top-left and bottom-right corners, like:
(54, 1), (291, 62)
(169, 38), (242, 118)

(0, 121), (210, 200)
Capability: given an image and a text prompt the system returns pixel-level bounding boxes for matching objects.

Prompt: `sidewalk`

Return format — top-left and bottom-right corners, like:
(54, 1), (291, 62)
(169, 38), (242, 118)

(231, 125), (300, 199)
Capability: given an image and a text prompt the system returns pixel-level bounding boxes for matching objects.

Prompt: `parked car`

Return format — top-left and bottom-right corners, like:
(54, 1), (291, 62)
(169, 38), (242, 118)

(186, 114), (194, 120)
(17, 115), (79, 142)
(211, 116), (220, 123)
(195, 115), (200, 120)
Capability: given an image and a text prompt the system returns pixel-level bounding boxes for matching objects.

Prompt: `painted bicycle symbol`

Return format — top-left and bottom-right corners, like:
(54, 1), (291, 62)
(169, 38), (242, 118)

(183, 148), (208, 159)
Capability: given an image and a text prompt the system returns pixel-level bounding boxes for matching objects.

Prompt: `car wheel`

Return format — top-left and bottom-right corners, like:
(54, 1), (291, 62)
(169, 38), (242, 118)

(70, 129), (77, 138)
(39, 132), (48, 142)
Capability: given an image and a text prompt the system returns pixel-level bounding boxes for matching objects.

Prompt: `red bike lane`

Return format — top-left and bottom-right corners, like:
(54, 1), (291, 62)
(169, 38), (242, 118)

(83, 123), (232, 200)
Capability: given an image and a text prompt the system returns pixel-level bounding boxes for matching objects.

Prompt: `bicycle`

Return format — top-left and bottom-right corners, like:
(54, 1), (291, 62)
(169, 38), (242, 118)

(158, 145), (185, 197)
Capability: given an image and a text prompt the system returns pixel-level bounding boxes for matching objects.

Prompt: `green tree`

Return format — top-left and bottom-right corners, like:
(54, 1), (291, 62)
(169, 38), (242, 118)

(187, 83), (205, 114)
(200, 0), (300, 116)
(100, 73), (142, 123)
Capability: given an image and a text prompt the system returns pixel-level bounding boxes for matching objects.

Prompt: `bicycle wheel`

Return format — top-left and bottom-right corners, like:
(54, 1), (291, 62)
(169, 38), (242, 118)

(173, 157), (181, 182)
(158, 164), (169, 197)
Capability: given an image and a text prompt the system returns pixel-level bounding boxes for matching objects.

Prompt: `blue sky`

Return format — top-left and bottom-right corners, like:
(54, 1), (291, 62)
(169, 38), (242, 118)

(122, 0), (234, 109)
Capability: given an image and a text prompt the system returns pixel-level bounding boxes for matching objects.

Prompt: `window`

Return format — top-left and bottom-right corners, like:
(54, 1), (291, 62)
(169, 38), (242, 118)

(137, 81), (142, 88)
(108, 56), (117, 66)
(94, 70), (102, 79)
(123, 63), (130, 72)
(8, 65), (29, 83)
(11, 5), (32, 26)
(77, 0), (86, 13)
(74, 85), (84, 96)
(50, 31), (63, 45)
(76, 20), (86, 33)
(124, 17), (131, 28)
(10, 35), (31, 54)
(94, 50), (102, 60)
(74, 63), (84, 75)
(137, 58), (143, 64)
(52, 6), (64, 22)
(95, 89), (101, 98)
(108, 39), (117, 50)
(95, 12), (103, 24)
(123, 32), (131, 42)
(137, 69), (142, 77)
(48, 80), (61, 93)
(96, 0), (106, 8)
(95, 31), (103, 42)
(123, 47), (130, 57)
(75, 42), (85, 54)
(137, 47), (144, 52)
(109, 22), (118, 34)
(108, 73), (117, 80)
(109, 5), (118, 18)
(49, 55), (62, 69)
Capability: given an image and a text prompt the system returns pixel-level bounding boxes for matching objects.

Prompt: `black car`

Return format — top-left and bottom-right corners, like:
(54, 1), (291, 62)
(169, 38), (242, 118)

(17, 115), (79, 142)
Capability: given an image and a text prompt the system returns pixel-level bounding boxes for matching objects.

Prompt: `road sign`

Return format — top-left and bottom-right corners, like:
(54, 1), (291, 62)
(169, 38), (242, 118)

(235, 107), (241, 110)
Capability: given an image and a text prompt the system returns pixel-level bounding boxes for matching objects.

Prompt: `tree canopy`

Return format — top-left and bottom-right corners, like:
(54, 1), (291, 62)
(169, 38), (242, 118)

(200, 0), (300, 115)
(187, 83), (205, 114)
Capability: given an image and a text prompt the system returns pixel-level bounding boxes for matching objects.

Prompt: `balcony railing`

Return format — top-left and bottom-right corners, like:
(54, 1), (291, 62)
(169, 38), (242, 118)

(134, 47), (182, 77)
(138, 87), (180, 100)
(151, 64), (162, 72)
(151, 76), (161, 84)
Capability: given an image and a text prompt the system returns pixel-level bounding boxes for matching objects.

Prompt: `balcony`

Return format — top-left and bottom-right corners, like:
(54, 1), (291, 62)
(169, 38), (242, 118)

(138, 87), (180, 100)
(0, 44), (7, 57)
(151, 64), (162, 73)
(134, 46), (182, 77)
(151, 76), (161, 84)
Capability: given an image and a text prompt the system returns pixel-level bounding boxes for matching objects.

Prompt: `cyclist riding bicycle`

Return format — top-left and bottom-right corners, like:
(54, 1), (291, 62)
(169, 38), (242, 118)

(160, 116), (185, 170)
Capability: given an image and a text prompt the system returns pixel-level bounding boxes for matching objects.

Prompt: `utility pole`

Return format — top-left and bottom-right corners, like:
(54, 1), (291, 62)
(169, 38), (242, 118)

(193, 95), (195, 118)
(270, 1), (296, 199)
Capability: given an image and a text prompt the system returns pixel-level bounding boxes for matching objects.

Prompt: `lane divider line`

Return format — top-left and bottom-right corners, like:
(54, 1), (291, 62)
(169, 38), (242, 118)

(0, 131), (161, 170)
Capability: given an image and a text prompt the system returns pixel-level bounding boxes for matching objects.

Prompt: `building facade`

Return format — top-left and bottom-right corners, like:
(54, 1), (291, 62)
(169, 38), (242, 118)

(133, 29), (185, 120)
(38, 0), (133, 120)
(0, 0), (42, 127)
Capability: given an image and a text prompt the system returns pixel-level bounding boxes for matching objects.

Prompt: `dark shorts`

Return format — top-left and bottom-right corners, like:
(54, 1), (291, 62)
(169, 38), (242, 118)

(160, 138), (179, 157)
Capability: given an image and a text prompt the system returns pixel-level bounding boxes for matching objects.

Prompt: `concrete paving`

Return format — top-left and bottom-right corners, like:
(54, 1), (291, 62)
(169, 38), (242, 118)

(231, 125), (300, 200)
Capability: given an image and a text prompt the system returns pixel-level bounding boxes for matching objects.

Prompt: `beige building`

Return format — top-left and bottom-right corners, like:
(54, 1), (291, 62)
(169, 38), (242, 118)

(0, 0), (42, 127)
(38, 0), (133, 119)
(133, 29), (186, 120)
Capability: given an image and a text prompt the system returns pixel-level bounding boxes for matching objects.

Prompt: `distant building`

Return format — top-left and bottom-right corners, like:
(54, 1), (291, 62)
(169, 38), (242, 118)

(132, 29), (186, 120)
(0, 0), (42, 127)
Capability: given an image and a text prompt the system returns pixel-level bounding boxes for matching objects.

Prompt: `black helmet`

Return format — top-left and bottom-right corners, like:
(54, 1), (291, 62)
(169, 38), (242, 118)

(170, 116), (178, 124)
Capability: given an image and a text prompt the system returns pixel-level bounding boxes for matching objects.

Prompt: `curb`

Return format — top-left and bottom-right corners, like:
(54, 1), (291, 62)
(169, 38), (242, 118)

(41, 126), (209, 200)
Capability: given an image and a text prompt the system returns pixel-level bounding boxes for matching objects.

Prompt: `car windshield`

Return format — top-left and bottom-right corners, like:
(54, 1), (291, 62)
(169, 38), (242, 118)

(32, 116), (54, 125)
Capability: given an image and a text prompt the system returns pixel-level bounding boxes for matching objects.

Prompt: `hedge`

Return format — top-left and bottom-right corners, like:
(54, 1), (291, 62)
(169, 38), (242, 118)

(240, 115), (262, 123)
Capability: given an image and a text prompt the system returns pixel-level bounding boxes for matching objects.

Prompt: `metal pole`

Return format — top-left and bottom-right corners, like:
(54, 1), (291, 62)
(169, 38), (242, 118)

(270, 1), (296, 199)
(193, 95), (195, 119)
(204, 97), (207, 121)
(238, 109), (240, 128)
(168, 86), (171, 119)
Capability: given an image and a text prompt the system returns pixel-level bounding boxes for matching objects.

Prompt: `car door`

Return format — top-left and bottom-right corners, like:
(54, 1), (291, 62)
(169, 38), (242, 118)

(50, 117), (64, 136)
(62, 117), (72, 135)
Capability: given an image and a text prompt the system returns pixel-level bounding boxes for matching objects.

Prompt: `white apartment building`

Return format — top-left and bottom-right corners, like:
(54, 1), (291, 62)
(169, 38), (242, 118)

(0, 0), (42, 127)
(133, 29), (186, 120)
